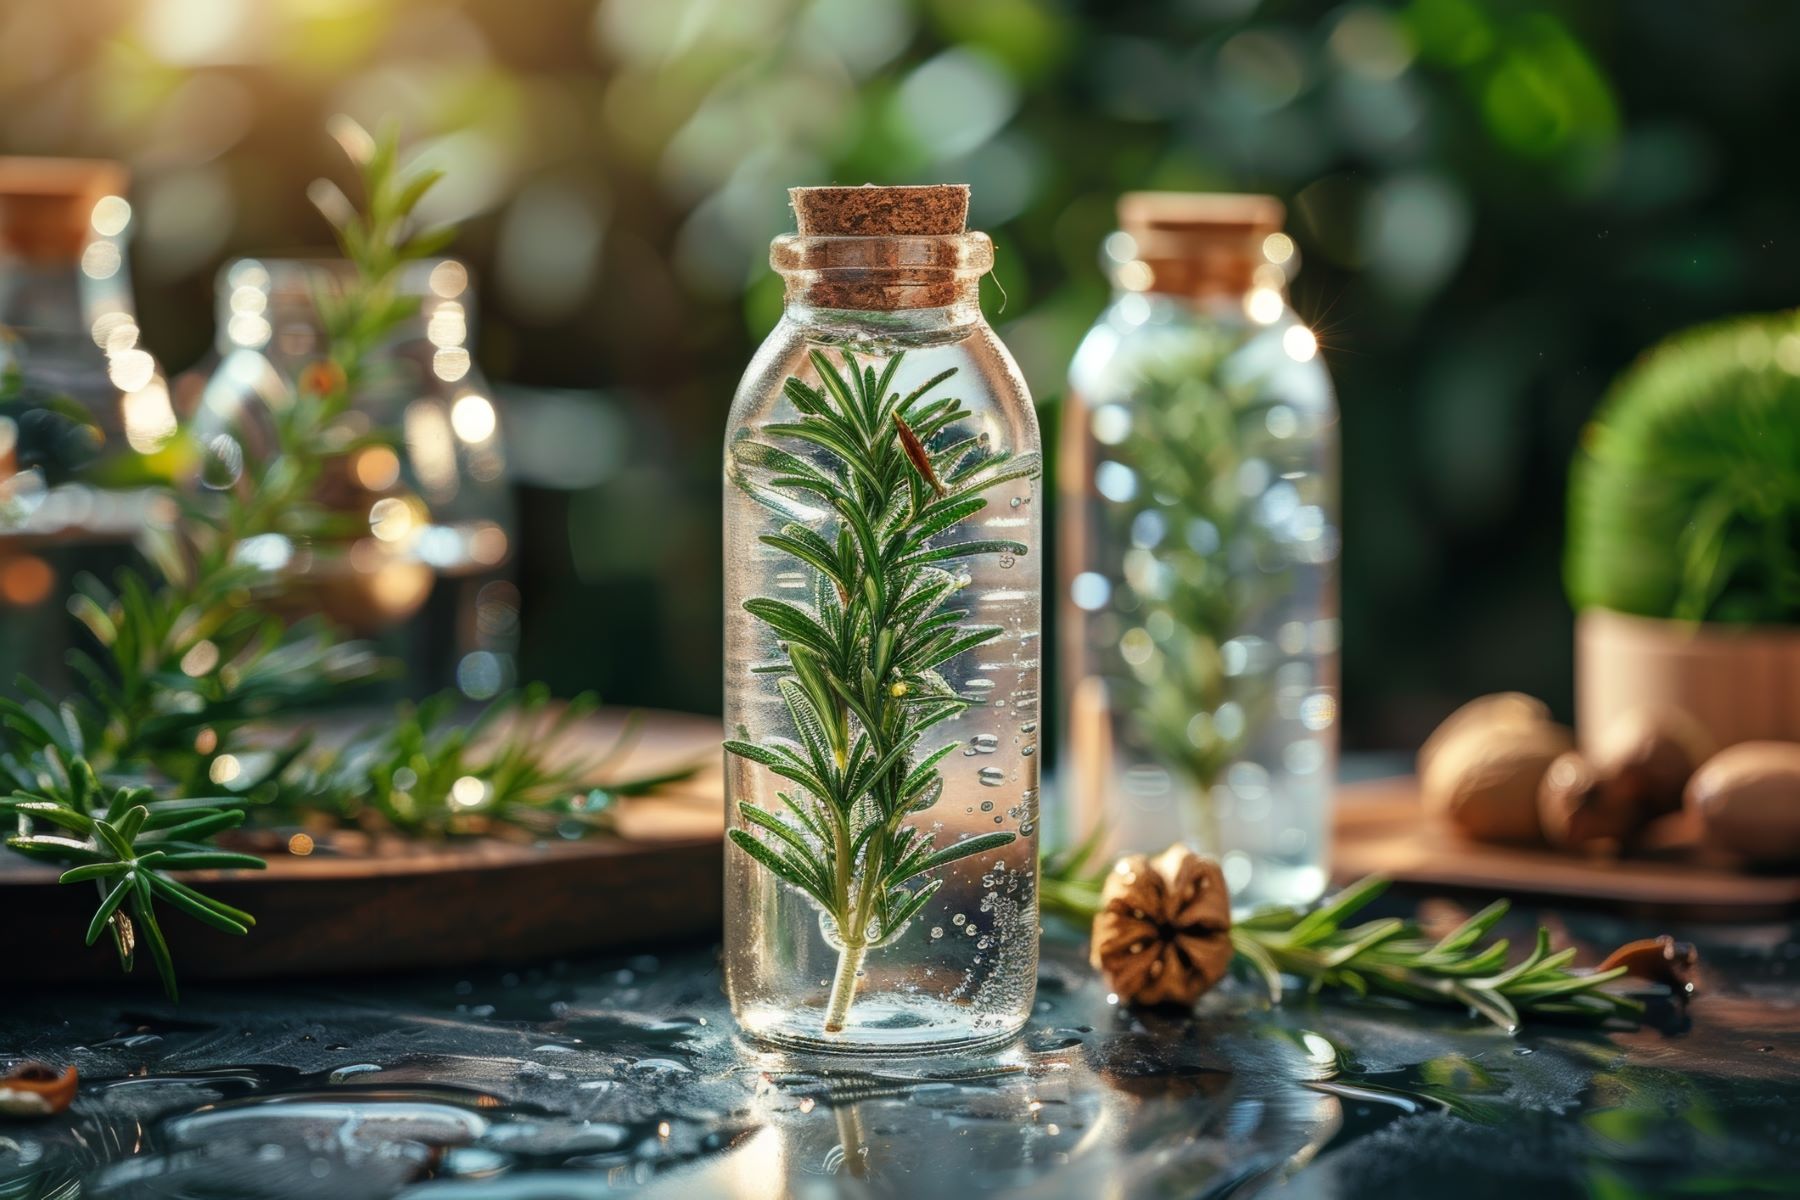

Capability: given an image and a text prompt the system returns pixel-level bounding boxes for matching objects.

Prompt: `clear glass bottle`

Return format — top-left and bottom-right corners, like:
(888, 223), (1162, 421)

(724, 185), (1042, 1053)
(185, 257), (517, 699)
(1058, 193), (1339, 910)
(0, 158), (169, 694)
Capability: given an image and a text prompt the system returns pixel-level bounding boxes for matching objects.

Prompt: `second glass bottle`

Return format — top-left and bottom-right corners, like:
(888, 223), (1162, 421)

(1059, 193), (1339, 910)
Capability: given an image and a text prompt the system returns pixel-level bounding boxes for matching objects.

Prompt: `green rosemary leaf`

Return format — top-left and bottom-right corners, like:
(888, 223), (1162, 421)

(86, 878), (133, 947)
(151, 873), (256, 929)
(113, 804), (150, 844)
(886, 877), (943, 932)
(738, 800), (819, 861)
(728, 828), (829, 904)
(900, 625), (1005, 675)
(58, 862), (126, 883)
(145, 874), (250, 936)
(898, 539), (1028, 568)
(808, 350), (867, 437)
(5, 801), (93, 834)
(895, 367), (958, 414)
(781, 376), (829, 417)
(777, 790), (830, 842)
(133, 884), (180, 1002)
(1426, 899), (1510, 957)
(910, 496), (987, 543)
(900, 742), (962, 800)
(762, 530), (848, 591)
(150, 852), (267, 870)
(1230, 929), (1287, 1002)
(896, 831), (1016, 883)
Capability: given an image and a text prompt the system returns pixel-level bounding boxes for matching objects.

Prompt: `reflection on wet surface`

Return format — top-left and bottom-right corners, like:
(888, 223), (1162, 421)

(1, 903), (1796, 1198)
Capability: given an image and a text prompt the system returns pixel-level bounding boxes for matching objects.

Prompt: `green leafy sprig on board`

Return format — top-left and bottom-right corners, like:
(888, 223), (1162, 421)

(1042, 845), (1642, 1031)
(3, 119), (689, 997)
(726, 348), (1038, 1032)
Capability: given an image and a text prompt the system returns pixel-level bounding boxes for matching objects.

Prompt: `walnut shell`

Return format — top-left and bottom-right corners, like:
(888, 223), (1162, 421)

(1685, 741), (1800, 864)
(1089, 845), (1233, 1007)
(0, 1062), (77, 1118)
(1416, 692), (1551, 782)
(1423, 718), (1570, 844)
(1538, 750), (1638, 849)
(1590, 706), (1713, 819)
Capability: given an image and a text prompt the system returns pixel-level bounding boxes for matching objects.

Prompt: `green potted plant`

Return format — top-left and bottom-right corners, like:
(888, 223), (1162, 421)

(1566, 311), (1800, 750)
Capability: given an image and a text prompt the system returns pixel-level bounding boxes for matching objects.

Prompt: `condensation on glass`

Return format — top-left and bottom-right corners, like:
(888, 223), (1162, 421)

(0, 157), (166, 693)
(185, 257), (517, 699)
(724, 185), (1042, 1052)
(1058, 193), (1339, 910)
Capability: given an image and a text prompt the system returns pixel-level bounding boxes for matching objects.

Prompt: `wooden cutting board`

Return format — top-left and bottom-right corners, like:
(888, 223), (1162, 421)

(0, 709), (729, 986)
(1334, 776), (1800, 918)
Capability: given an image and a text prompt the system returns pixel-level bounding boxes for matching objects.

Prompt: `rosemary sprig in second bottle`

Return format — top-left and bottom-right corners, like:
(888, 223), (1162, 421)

(727, 348), (1039, 1033)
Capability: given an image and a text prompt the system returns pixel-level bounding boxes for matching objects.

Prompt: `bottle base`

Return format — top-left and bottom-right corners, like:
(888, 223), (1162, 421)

(733, 994), (1026, 1056)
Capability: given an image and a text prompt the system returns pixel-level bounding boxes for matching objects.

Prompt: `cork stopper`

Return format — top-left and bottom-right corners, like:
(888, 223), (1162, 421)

(1116, 191), (1287, 298)
(0, 157), (130, 261)
(777, 184), (984, 311)
(1117, 192), (1284, 240)
(790, 185), (969, 237)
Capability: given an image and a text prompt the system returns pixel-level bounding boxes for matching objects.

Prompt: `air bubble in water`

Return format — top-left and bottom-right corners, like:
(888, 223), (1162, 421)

(980, 800), (994, 812)
(978, 767), (1005, 787)
(952, 913), (966, 926)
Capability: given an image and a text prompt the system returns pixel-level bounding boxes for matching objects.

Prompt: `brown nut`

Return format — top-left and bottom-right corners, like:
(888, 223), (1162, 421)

(0, 1061), (78, 1118)
(1423, 719), (1571, 844)
(1591, 707), (1713, 819)
(1685, 741), (1800, 864)
(1537, 750), (1639, 849)
(1417, 692), (1551, 782)
(1090, 845), (1233, 1007)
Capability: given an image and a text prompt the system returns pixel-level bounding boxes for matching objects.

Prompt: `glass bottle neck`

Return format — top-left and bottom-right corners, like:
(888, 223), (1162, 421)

(771, 231), (991, 339)
(782, 280), (984, 342)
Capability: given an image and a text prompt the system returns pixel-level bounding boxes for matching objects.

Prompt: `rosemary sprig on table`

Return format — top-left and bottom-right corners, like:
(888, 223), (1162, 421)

(1043, 856), (1642, 1031)
(1, 743), (261, 1000)
(726, 348), (1038, 1031)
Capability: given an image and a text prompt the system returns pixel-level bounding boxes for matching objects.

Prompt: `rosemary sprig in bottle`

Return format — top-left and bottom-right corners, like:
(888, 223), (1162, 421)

(727, 348), (1039, 1032)
(1042, 859), (1642, 1031)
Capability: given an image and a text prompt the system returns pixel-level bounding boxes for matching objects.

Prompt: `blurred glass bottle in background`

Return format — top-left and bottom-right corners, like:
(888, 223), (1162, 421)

(1058, 193), (1339, 909)
(182, 257), (517, 700)
(0, 157), (173, 693)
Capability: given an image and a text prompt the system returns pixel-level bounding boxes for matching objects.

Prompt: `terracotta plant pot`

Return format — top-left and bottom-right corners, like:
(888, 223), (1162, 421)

(1576, 609), (1800, 752)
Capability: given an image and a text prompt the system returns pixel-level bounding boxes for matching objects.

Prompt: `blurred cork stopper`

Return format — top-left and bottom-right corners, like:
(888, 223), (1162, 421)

(1118, 192), (1284, 239)
(1117, 192), (1286, 297)
(0, 157), (129, 261)
(790, 184), (969, 237)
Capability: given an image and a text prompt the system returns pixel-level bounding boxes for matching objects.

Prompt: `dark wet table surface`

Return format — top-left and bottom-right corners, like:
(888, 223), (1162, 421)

(2, 893), (1796, 1199)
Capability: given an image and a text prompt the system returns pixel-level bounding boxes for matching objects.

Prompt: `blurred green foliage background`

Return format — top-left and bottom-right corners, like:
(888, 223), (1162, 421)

(3, 0), (1796, 751)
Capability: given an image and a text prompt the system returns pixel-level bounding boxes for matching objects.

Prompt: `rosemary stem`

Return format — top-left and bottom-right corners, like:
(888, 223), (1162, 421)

(824, 939), (867, 1033)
